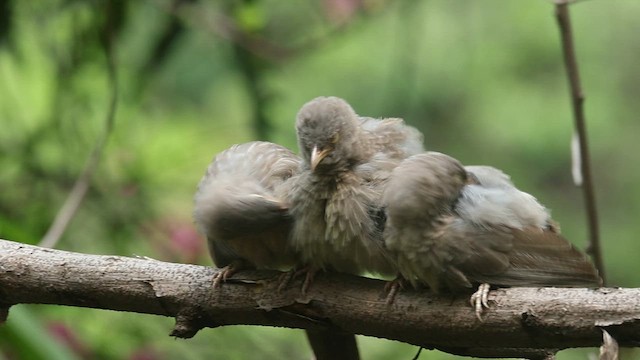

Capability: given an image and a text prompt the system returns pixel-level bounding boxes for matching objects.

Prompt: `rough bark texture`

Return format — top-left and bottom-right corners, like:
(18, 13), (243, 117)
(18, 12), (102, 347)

(0, 239), (638, 358)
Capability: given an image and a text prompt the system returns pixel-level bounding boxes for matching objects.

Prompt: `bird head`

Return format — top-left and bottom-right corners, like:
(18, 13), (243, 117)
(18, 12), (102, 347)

(295, 97), (365, 173)
(384, 152), (468, 221)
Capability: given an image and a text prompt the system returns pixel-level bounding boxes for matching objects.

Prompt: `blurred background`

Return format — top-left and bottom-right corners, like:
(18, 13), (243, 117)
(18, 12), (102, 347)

(0, 0), (638, 359)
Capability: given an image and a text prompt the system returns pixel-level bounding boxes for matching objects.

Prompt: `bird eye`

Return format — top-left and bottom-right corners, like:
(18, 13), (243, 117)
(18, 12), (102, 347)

(331, 133), (340, 144)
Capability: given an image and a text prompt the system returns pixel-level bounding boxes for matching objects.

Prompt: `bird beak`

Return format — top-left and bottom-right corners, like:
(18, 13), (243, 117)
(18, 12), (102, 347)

(310, 146), (331, 171)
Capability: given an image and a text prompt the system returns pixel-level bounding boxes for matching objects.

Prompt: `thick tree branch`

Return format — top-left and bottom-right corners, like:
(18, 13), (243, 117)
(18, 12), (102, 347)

(0, 239), (638, 358)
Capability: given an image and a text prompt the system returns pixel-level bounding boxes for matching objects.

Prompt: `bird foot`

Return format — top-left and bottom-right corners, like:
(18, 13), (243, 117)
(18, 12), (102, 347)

(291, 266), (318, 296)
(384, 276), (406, 306)
(469, 283), (491, 321)
(212, 263), (239, 288)
(276, 269), (295, 293)
(301, 268), (318, 296)
(277, 266), (318, 295)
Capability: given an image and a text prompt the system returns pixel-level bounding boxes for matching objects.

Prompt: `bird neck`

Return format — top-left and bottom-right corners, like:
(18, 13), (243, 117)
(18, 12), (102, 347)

(310, 164), (358, 185)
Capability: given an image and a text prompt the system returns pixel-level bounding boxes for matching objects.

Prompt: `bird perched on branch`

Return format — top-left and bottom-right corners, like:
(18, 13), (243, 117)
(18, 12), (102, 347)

(193, 141), (301, 286)
(382, 152), (601, 319)
(193, 140), (361, 360)
(286, 96), (424, 292)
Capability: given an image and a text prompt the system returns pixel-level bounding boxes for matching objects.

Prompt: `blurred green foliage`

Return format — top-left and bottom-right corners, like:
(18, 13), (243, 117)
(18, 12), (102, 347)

(0, 0), (639, 359)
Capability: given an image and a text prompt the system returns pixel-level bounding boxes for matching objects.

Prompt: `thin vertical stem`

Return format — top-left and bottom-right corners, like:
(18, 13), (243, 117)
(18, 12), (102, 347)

(39, 1), (119, 248)
(554, 1), (605, 284)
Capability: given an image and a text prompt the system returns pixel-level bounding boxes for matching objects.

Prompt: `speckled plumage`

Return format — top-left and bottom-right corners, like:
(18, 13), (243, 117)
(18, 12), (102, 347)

(383, 152), (601, 293)
(287, 96), (424, 276)
(193, 141), (301, 272)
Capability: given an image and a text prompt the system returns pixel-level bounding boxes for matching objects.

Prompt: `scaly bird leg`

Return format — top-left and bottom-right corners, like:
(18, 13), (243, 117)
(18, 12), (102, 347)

(300, 268), (318, 296)
(277, 269), (295, 293)
(469, 283), (491, 321)
(384, 275), (407, 306)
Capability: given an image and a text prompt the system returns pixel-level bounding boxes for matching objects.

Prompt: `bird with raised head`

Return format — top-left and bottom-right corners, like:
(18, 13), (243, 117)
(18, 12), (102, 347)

(285, 96), (424, 292)
(382, 152), (601, 319)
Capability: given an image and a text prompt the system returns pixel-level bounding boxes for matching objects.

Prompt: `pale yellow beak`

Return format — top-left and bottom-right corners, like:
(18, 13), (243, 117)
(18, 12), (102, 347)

(310, 146), (331, 171)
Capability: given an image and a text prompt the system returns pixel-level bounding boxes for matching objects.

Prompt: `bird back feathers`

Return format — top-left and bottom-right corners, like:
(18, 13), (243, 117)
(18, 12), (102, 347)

(193, 141), (300, 269)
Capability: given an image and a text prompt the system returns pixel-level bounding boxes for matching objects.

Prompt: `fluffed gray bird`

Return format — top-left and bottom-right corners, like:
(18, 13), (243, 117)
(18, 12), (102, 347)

(193, 141), (301, 286)
(383, 152), (601, 318)
(286, 96), (424, 290)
